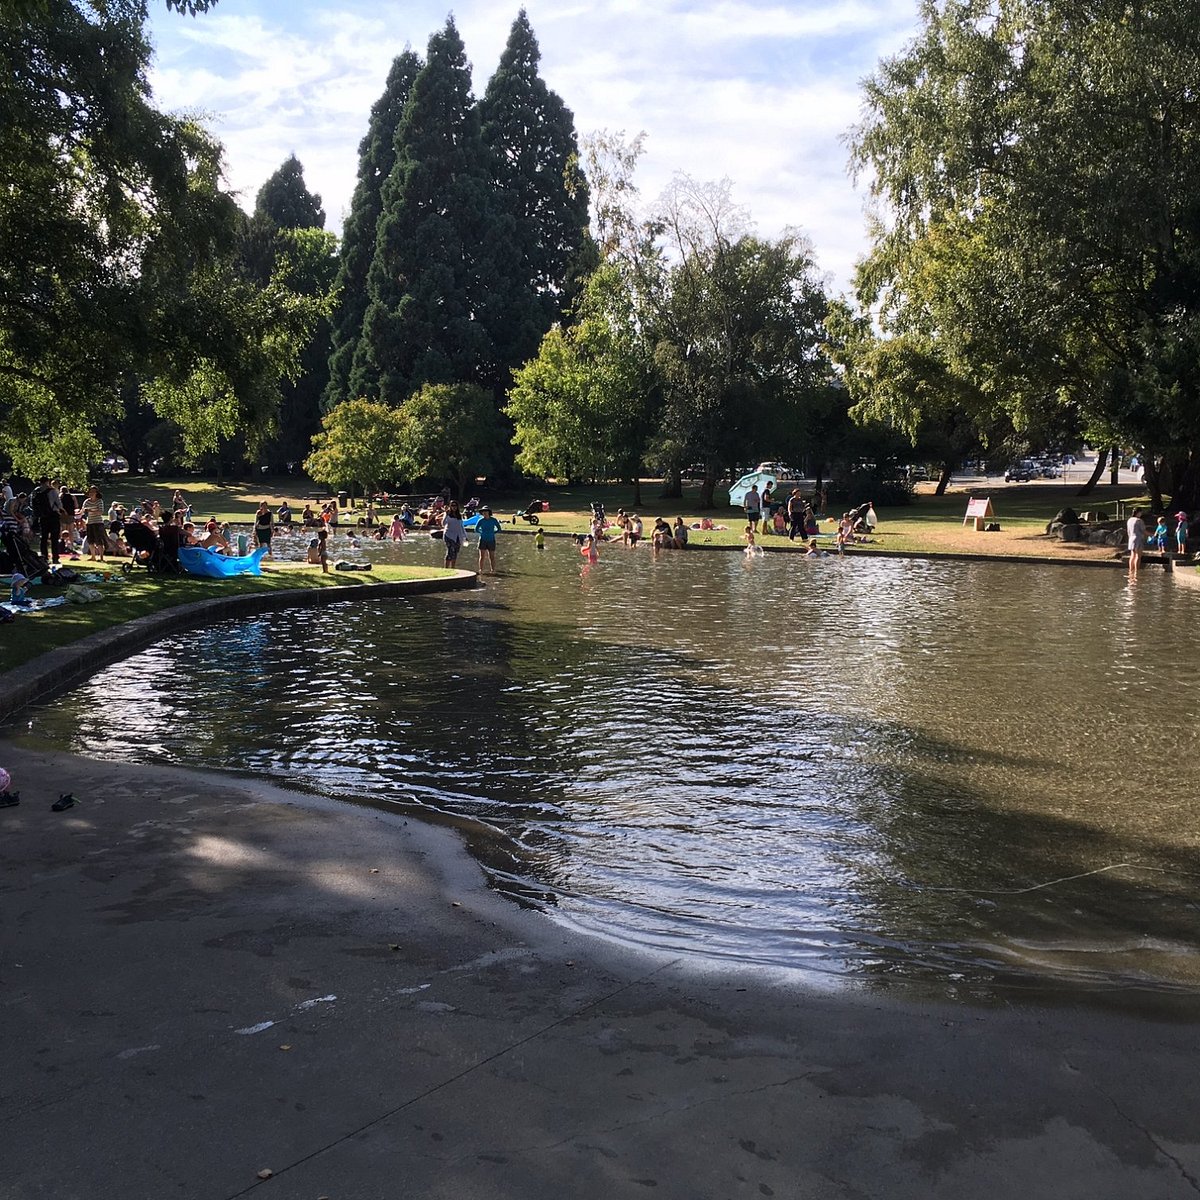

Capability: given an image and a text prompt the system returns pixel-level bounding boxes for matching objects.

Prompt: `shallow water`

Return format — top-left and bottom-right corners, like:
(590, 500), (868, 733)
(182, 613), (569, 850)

(16, 531), (1200, 1001)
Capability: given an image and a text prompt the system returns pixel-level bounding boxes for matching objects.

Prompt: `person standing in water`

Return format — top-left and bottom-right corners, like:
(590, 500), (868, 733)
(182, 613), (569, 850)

(442, 501), (465, 568)
(475, 505), (502, 574)
(1126, 507), (1147, 580)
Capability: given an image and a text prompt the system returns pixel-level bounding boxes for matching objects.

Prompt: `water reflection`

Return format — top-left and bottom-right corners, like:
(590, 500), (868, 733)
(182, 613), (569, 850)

(15, 537), (1200, 1001)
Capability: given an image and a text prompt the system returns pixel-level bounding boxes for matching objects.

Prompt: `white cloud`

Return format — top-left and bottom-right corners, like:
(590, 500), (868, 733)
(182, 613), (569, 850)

(146, 0), (921, 293)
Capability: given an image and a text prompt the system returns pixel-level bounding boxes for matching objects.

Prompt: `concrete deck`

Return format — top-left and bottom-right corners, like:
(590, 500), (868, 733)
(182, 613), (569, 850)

(3, 744), (1200, 1200)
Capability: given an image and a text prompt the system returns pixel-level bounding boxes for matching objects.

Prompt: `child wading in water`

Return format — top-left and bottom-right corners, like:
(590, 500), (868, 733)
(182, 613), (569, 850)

(579, 533), (599, 563)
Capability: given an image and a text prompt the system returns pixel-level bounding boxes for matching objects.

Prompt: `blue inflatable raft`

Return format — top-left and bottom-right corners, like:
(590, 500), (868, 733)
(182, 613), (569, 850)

(178, 544), (270, 579)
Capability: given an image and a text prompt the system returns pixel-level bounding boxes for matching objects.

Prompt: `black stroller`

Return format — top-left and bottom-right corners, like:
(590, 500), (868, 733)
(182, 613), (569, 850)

(0, 521), (51, 580)
(512, 500), (544, 526)
(121, 520), (182, 576)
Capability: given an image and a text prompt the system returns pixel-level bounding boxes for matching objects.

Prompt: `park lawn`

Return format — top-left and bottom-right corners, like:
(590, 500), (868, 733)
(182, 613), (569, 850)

(0, 563), (455, 677)
(98, 473), (1150, 562)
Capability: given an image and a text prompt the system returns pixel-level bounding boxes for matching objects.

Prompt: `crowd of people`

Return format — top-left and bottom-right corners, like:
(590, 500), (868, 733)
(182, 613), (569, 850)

(2, 472), (895, 598)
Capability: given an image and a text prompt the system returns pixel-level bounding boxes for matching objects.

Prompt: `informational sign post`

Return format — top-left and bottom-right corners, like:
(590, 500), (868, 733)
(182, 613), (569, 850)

(964, 496), (995, 530)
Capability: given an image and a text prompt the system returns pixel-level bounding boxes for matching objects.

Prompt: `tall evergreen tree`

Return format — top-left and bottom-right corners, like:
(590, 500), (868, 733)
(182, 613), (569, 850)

(324, 49), (421, 408)
(236, 156), (335, 470)
(356, 18), (499, 406)
(240, 154), (326, 286)
(479, 10), (592, 388)
(256, 153), (325, 229)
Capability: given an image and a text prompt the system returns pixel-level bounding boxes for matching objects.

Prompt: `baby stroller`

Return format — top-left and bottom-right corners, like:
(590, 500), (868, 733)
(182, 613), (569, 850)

(0, 520), (50, 580)
(512, 500), (543, 526)
(590, 500), (606, 524)
(121, 520), (181, 576)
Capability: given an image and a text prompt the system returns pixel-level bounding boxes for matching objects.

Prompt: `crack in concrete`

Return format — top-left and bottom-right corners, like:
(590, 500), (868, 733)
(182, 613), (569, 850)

(216, 955), (685, 1200)
(1103, 1092), (1200, 1195)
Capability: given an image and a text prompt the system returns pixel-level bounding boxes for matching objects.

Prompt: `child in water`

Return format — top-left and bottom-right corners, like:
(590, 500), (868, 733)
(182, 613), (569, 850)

(579, 533), (599, 563)
(743, 524), (761, 556)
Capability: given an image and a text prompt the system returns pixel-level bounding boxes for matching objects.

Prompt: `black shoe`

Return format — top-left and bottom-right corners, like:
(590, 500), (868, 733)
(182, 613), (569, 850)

(0, 791), (19, 808)
(51, 793), (77, 812)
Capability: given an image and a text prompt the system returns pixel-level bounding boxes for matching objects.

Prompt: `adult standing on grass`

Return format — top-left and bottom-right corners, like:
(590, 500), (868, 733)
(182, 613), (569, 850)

(786, 488), (805, 541)
(32, 477), (63, 565)
(475, 506), (502, 575)
(82, 485), (106, 562)
(1126, 507), (1147, 580)
(254, 501), (274, 557)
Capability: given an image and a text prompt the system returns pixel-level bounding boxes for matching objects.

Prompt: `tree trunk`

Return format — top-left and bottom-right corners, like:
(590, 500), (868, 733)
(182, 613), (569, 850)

(632, 475), (643, 507)
(699, 470), (717, 510)
(1076, 446), (1108, 495)
(1168, 452), (1200, 515)
(1142, 456), (1164, 513)
(934, 461), (953, 495)
(1109, 445), (1120, 486)
(659, 465), (682, 499)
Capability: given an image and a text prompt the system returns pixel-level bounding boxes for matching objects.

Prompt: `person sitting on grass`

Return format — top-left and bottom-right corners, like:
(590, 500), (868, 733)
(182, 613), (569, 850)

(10, 572), (31, 606)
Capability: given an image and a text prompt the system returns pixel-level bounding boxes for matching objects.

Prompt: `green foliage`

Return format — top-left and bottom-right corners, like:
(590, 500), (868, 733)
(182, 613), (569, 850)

(507, 265), (653, 483)
(479, 10), (593, 389)
(304, 397), (406, 494)
(0, 2), (228, 458)
(652, 179), (833, 504)
(851, 0), (1200, 507)
(357, 19), (498, 405)
(395, 382), (504, 498)
(254, 154), (325, 230)
(326, 50), (422, 409)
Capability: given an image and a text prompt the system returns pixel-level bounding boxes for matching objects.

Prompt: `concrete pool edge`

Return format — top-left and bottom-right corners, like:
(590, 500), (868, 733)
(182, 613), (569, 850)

(0, 569), (479, 723)
(4, 742), (1200, 1199)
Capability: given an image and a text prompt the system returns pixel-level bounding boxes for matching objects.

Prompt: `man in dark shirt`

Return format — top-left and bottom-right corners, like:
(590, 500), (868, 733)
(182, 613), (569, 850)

(31, 477), (62, 563)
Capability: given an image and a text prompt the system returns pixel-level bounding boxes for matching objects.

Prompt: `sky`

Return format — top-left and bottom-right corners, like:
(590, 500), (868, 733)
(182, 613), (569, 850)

(146, 0), (923, 296)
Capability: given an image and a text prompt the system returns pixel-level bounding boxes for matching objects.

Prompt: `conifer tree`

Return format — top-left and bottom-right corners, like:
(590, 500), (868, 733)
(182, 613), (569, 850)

(325, 49), (421, 408)
(479, 10), (592, 387)
(357, 18), (500, 406)
(255, 153), (326, 229)
(238, 156), (335, 471)
(240, 154), (325, 286)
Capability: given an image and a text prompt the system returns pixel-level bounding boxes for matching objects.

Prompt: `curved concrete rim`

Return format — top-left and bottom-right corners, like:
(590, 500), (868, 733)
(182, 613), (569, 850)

(0, 569), (478, 723)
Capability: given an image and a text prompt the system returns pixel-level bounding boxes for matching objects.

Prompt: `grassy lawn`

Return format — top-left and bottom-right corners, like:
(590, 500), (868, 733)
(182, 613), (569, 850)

(93, 471), (1152, 561)
(1, 563), (455, 677)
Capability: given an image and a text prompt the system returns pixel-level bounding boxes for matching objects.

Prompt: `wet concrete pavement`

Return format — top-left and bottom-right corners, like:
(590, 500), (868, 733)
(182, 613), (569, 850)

(3, 744), (1200, 1200)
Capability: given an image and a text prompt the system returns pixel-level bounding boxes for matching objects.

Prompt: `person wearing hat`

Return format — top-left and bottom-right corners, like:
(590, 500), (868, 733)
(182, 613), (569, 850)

(474, 506), (502, 574)
(1176, 512), (1190, 556)
(9, 572), (31, 606)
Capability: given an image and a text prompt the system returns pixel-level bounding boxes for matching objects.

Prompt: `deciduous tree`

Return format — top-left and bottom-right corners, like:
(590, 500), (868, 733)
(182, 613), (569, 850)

(851, 0), (1200, 511)
(304, 398), (406, 496)
(395, 382), (504, 499)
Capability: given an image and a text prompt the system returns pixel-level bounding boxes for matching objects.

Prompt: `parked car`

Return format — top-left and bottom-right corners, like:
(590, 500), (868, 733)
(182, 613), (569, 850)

(1037, 460), (1061, 479)
(1004, 460), (1037, 482)
(756, 462), (801, 480)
